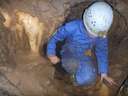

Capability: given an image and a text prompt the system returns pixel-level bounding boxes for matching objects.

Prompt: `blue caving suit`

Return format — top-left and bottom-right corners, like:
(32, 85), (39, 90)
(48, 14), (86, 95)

(47, 19), (108, 86)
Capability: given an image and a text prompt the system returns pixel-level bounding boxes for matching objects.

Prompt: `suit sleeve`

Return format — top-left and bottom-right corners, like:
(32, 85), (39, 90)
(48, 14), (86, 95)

(95, 37), (108, 74)
(47, 24), (70, 56)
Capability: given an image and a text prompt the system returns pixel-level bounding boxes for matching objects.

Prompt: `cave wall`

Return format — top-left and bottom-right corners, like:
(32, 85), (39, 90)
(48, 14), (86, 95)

(0, 0), (87, 55)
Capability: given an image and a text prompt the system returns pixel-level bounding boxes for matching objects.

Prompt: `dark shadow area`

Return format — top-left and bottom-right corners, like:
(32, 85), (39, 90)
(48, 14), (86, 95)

(116, 75), (128, 96)
(65, 1), (89, 22)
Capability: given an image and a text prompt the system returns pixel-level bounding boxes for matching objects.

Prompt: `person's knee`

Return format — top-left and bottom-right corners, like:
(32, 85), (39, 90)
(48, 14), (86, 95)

(61, 58), (79, 74)
(76, 67), (97, 86)
(75, 70), (97, 86)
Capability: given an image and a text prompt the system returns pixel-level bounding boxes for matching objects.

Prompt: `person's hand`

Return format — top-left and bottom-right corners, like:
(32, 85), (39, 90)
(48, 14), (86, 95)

(101, 73), (117, 86)
(48, 56), (60, 64)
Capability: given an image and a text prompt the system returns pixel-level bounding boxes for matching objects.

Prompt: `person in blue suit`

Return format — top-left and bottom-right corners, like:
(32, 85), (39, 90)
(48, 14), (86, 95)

(47, 1), (116, 86)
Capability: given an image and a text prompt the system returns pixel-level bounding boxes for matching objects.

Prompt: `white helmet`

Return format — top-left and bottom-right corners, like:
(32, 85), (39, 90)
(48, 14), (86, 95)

(83, 2), (113, 37)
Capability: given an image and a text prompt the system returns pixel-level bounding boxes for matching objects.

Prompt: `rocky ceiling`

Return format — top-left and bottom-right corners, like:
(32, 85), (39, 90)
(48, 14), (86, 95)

(0, 0), (127, 96)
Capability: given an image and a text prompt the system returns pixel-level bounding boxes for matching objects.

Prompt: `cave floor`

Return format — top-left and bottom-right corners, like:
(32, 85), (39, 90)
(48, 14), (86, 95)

(1, 51), (127, 96)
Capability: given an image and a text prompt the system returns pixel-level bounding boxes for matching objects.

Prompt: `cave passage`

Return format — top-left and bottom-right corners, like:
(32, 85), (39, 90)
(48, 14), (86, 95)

(0, 0), (127, 96)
